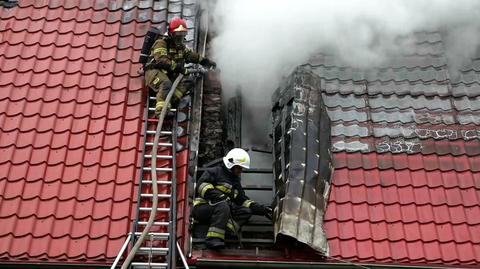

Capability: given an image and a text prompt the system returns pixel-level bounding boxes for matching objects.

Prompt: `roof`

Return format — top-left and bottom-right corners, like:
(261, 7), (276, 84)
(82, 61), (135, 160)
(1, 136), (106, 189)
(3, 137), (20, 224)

(319, 32), (480, 267)
(2, 1), (480, 268)
(0, 0), (194, 264)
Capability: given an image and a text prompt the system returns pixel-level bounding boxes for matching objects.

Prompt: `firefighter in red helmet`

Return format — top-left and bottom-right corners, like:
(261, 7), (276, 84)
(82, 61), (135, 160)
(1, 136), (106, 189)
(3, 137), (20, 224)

(145, 18), (216, 115)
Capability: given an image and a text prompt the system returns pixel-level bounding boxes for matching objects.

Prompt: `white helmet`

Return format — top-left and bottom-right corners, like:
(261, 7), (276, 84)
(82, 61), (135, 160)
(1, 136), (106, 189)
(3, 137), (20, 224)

(223, 148), (250, 169)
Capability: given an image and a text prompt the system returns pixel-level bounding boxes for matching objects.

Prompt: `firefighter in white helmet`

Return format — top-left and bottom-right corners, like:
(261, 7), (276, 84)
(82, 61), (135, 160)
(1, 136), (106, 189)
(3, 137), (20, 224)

(192, 148), (272, 249)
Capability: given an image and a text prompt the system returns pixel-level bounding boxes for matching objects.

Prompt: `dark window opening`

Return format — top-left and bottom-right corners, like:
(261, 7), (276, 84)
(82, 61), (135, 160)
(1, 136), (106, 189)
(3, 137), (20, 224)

(0, 0), (18, 8)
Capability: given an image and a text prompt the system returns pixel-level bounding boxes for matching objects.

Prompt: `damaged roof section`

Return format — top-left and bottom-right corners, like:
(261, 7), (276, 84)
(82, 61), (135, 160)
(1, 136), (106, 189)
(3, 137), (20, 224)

(309, 32), (480, 157)
(271, 67), (333, 254)
(0, 0), (17, 8)
(310, 31), (480, 266)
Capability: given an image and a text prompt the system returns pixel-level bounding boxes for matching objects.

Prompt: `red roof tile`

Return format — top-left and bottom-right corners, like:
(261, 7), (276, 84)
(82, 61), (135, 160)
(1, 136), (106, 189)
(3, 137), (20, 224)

(333, 152), (480, 172)
(0, 0), (169, 264)
(325, 166), (480, 266)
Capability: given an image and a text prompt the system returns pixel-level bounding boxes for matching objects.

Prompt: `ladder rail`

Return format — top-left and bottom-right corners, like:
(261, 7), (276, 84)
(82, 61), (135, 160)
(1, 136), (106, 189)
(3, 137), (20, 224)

(167, 111), (179, 269)
(131, 88), (155, 249)
(110, 233), (132, 269)
(177, 242), (190, 269)
(127, 0), (173, 256)
(187, 5), (209, 258)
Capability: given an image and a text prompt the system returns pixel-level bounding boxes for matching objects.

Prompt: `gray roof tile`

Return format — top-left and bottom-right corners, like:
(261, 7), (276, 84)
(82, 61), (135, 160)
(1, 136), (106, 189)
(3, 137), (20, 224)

(309, 65), (448, 82)
(451, 83), (480, 97)
(328, 107), (459, 125)
(303, 31), (480, 156)
(322, 93), (465, 111)
(331, 136), (480, 155)
(331, 121), (480, 139)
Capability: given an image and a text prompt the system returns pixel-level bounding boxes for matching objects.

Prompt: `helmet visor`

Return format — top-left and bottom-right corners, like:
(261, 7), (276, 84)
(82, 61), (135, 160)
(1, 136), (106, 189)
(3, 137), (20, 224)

(172, 31), (187, 44)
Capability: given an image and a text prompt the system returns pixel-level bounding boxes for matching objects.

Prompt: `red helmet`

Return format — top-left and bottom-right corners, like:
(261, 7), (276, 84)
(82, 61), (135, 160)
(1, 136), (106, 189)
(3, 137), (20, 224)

(168, 18), (188, 35)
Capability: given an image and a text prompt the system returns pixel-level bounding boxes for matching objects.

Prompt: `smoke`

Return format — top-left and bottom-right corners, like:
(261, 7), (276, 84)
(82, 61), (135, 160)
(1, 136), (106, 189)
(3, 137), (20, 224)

(207, 0), (480, 146)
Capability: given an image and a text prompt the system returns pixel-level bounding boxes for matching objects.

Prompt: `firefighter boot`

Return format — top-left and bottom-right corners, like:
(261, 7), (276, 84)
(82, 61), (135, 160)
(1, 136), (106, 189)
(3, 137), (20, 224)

(206, 225), (226, 250)
(168, 83), (187, 109)
(154, 85), (172, 117)
(205, 237), (225, 250)
(155, 100), (171, 118)
(146, 71), (172, 117)
(156, 83), (187, 117)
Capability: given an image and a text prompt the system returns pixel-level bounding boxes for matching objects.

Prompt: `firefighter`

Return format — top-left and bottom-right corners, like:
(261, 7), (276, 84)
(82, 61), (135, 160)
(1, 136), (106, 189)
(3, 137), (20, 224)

(144, 17), (216, 116)
(193, 148), (273, 249)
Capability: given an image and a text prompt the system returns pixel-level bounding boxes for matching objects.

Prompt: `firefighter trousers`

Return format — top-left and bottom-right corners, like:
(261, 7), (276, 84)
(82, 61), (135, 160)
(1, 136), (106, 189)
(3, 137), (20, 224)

(192, 201), (252, 241)
(145, 69), (188, 115)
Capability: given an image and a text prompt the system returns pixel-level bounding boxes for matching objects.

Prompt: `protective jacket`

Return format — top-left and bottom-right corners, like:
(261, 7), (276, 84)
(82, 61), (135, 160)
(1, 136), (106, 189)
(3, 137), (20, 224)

(147, 36), (202, 79)
(194, 164), (255, 208)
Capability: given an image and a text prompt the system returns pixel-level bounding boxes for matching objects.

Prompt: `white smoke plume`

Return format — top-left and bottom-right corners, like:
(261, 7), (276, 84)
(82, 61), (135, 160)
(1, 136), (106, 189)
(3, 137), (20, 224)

(207, 0), (480, 146)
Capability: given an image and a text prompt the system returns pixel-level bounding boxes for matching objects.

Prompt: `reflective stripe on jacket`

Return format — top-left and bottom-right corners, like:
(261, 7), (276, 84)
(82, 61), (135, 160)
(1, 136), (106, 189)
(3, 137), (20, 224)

(195, 164), (255, 207)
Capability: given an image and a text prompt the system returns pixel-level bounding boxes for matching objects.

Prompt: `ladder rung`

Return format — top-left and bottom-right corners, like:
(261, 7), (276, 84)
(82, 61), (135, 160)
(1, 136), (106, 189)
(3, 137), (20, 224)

(242, 225), (275, 232)
(143, 155), (173, 159)
(242, 185), (274, 191)
(142, 180), (172, 185)
(193, 238), (275, 244)
(137, 221), (169, 226)
(131, 262), (167, 269)
(239, 238), (275, 244)
(143, 167), (173, 172)
(146, 130), (172, 135)
(145, 142), (173, 147)
(242, 168), (273, 174)
(137, 247), (168, 256)
(133, 232), (169, 240)
(139, 207), (170, 212)
(148, 106), (177, 112)
(140, 193), (171, 199)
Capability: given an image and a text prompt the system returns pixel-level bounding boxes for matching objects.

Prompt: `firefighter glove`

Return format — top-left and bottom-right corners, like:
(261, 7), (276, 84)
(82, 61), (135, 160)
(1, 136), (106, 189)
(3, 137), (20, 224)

(264, 206), (273, 221)
(150, 61), (169, 71)
(174, 64), (189, 75)
(200, 58), (216, 69)
(206, 189), (229, 204)
(250, 203), (269, 216)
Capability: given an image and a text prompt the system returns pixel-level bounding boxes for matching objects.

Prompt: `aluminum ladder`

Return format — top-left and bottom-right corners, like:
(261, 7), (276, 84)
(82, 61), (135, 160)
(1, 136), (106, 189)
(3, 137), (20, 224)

(135, 93), (179, 268)
(129, 91), (179, 269)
